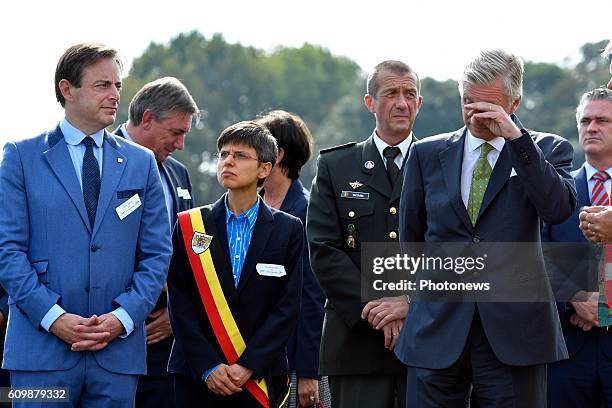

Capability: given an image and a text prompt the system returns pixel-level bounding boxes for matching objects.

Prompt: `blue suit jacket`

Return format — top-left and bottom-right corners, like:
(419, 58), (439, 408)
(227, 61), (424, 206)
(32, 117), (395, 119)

(542, 165), (612, 357)
(395, 122), (575, 369)
(167, 196), (303, 382)
(0, 126), (172, 374)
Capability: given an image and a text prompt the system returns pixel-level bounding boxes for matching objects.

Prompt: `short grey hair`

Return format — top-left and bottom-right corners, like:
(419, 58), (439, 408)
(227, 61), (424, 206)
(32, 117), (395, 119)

(459, 49), (524, 102)
(602, 40), (612, 59)
(576, 87), (612, 122)
(366, 60), (420, 97)
(128, 77), (199, 126)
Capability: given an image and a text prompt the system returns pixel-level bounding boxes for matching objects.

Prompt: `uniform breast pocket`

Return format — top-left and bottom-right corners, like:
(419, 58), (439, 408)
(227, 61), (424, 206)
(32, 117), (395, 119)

(337, 200), (375, 251)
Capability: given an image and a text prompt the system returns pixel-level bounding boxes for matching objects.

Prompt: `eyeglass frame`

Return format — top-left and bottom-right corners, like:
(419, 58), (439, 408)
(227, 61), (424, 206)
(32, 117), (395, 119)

(214, 149), (262, 162)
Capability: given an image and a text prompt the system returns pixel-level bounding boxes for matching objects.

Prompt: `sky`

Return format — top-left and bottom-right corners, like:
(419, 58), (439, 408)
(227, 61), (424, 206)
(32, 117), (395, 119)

(0, 0), (609, 149)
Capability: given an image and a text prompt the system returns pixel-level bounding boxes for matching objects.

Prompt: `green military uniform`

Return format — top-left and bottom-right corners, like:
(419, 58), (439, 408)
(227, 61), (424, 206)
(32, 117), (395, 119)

(306, 132), (415, 408)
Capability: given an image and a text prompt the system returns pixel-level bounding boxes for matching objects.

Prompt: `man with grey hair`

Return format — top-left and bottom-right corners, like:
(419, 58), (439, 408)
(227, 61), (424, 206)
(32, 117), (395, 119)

(578, 41), (612, 243)
(114, 76), (199, 408)
(544, 87), (612, 408)
(308, 60), (421, 407)
(395, 49), (576, 407)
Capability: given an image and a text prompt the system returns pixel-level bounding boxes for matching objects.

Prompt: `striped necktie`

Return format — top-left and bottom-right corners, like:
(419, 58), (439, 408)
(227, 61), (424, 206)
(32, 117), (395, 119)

(591, 171), (610, 206)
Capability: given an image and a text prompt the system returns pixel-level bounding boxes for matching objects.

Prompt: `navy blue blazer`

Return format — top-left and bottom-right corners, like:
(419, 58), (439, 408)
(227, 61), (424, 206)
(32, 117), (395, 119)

(167, 196), (303, 382)
(542, 165), (611, 357)
(263, 179), (325, 379)
(396, 121), (575, 369)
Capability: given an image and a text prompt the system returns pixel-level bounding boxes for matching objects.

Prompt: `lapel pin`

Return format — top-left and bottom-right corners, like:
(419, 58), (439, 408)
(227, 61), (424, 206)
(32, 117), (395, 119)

(364, 161), (375, 169)
(349, 181), (363, 189)
(117, 157), (123, 163)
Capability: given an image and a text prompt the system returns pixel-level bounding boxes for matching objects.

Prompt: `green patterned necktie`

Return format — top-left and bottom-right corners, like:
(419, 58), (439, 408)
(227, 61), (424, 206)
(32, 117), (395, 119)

(467, 143), (493, 225)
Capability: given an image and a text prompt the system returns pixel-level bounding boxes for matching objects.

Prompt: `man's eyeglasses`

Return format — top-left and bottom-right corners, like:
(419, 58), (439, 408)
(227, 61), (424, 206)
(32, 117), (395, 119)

(215, 150), (259, 162)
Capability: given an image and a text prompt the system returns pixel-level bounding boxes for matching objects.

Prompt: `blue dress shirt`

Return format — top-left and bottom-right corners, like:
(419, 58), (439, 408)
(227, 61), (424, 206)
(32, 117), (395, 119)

(204, 196), (259, 381)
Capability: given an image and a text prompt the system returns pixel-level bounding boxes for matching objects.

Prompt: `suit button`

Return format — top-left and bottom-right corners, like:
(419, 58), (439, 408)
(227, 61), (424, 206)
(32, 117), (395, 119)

(90, 244), (98, 252)
(389, 207), (397, 215)
(389, 231), (398, 239)
(472, 236), (481, 243)
(348, 211), (355, 218)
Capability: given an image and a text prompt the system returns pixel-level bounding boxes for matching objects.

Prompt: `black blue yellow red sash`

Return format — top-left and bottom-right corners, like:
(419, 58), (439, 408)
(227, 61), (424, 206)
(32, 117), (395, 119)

(178, 207), (270, 408)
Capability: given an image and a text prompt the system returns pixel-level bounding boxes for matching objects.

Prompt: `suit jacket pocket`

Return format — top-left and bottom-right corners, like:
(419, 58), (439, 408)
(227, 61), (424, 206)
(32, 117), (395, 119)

(116, 189), (144, 199)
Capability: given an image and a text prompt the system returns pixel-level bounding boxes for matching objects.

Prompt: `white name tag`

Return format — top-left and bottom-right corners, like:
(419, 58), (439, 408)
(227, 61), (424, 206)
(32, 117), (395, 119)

(116, 194), (142, 220)
(256, 263), (287, 277)
(177, 187), (192, 200)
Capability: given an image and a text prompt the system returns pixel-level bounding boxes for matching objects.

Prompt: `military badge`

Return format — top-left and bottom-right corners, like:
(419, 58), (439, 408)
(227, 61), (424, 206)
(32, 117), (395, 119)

(192, 231), (213, 254)
(364, 160), (375, 169)
(349, 180), (363, 190)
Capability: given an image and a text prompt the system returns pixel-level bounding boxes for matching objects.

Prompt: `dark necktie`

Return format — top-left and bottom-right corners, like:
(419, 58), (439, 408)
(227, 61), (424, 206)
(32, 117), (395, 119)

(383, 146), (401, 188)
(82, 137), (101, 228)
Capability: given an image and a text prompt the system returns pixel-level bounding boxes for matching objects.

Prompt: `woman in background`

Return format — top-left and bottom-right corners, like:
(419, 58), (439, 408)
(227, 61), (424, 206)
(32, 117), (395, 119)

(258, 110), (330, 408)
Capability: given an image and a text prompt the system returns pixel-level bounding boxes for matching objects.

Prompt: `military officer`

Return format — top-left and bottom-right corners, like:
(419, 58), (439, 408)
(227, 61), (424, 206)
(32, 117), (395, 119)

(307, 60), (422, 408)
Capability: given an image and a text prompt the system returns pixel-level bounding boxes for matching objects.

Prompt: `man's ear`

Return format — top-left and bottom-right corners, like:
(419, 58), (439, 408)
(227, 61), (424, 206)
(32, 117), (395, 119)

(364, 94), (375, 113)
(58, 79), (73, 103)
(509, 96), (522, 114)
(141, 110), (155, 130)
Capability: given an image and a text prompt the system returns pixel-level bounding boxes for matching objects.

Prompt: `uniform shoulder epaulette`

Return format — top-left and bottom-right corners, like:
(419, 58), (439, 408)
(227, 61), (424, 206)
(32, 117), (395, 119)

(319, 142), (357, 155)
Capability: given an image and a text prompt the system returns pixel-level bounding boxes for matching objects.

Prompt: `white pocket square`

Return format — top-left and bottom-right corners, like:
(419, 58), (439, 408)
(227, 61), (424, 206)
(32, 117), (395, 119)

(510, 168), (517, 177)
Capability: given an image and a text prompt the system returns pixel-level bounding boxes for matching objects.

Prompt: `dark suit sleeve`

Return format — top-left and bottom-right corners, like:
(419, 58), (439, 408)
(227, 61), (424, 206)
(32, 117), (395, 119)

(508, 132), (576, 224)
(307, 154), (367, 327)
(293, 202), (324, 379)
(399, 143), (427, 243)
(167, 221), (223, 382)
(237, 217), (303, 377)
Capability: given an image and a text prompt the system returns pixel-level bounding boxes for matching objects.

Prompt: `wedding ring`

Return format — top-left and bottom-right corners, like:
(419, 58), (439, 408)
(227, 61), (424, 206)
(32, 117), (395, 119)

(488, 105), (492, 111)
(309, 395), (315, 401)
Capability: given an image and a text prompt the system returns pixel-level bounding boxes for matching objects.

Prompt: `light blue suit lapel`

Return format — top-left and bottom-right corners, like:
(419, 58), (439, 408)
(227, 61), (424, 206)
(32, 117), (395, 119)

(92, 131), (126, 238)
(43, 127), (91, 233)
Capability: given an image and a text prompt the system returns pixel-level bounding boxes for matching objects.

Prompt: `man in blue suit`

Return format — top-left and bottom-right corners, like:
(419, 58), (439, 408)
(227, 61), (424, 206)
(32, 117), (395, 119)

(543, 87), (612, 407)
(0, 43), (172, 407)
(396, 49), (576, 407)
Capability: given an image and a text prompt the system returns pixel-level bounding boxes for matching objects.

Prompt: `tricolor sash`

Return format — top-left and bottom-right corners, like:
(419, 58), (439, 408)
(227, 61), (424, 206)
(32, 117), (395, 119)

(178, 207), (270, 408)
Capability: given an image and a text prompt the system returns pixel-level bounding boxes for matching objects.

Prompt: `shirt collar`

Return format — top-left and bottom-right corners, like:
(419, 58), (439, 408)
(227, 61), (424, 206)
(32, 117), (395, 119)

(372, 131), (413, 162)
(584, 161), (612, 181)
(224, 195), (260, 227)
(120, 123), (134, 142)
(60, 118), (105, 148)
(465, 129), (505, 153)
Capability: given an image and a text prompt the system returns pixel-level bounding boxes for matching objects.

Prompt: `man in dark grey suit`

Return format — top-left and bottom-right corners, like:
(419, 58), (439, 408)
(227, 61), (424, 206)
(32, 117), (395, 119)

(307, 60), (421, 408)
(114, 77), (199, 408)
(395, 49), (577, 408)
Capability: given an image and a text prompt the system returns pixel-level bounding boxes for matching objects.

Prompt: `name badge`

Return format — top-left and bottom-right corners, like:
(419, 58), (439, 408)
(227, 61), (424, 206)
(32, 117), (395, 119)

(116, 194), (142, 220)
(341, 191), (370, 200)
(256, 263), (287, 277)
(177, 187), (192, 200)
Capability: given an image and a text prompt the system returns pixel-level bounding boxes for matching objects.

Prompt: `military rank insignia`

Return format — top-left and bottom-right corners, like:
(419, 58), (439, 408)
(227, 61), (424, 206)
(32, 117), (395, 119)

(191, 231), (213, 254)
